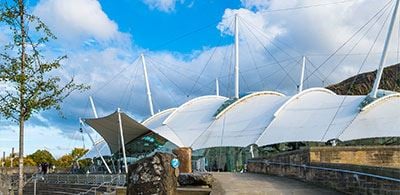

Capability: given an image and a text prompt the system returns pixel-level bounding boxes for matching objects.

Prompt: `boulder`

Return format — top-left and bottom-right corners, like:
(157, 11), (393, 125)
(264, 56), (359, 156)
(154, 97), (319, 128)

(178, 172), (214, 187)
(127, 152), (178, 195)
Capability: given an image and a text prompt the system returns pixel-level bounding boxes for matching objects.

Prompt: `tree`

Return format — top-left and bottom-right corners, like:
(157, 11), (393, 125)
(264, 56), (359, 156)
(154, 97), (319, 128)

(71, 148), (88, 160)
(26, 149), (56, 165)
(56, 154), (74, 168)
(0, 1), (88, 194)
(56, 148), (89, 168)
(56, 148), (91, 172)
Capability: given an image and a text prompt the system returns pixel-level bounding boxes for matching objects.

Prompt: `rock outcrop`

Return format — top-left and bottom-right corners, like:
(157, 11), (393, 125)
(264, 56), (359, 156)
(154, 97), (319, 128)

(127, 152), (178, 195)
(327, 63), (400, 95)
(178, 172), (214, 187)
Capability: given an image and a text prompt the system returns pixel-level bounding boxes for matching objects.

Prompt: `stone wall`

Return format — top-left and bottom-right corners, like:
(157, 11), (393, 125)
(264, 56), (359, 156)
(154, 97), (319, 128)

(258, 146), (400, 168)
(248, 146), (400, 194)
(0, 174), (11, 195)
(309, 146), (400, 168)
(259, 149), (310, 165)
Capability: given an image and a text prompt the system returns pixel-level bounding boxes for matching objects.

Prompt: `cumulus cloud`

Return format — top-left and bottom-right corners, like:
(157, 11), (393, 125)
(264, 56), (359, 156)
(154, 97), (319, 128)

(142, 0), (184, 13)
(33, 0), (126, 44)
(218, 0), (399, 86)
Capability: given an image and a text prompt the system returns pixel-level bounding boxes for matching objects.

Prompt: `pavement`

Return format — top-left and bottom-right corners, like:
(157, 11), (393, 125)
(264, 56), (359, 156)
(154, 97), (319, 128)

(210, 172), (343, 195)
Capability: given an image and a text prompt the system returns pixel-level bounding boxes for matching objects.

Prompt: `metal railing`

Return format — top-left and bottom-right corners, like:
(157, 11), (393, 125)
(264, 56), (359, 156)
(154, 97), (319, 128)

(78, 175), (121, 195)
(42, 174), (126, 186)
(247, 159), (400, 183)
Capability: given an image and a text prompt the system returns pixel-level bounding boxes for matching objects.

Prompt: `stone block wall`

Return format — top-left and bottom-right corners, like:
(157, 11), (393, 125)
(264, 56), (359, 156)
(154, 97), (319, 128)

(248, 146), (400, 194)
(310, 146), (400, 168)
(258, 149), (310, 165)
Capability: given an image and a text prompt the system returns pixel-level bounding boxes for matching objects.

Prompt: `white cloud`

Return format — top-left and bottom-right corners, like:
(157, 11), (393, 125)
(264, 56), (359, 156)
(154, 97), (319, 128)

(33, 0), (124, 44)
(142, 0), (184, 13)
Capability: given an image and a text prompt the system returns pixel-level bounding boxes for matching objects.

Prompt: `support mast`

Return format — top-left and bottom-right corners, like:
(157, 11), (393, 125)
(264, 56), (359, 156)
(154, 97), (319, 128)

(299, 56), (306, 93)
(216, 78), (220, 96)
(141, 54), (155, 116)
(89, 96), (98, 118)
(370, 0), (400, 98)
(234, 14), (240, 99)
(117, 108), (129, 173)
(79, 119), (112, 174)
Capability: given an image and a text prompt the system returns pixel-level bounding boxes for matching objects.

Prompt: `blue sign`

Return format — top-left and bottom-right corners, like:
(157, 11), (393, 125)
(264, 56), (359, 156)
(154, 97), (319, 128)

(171, 158), (180, 169)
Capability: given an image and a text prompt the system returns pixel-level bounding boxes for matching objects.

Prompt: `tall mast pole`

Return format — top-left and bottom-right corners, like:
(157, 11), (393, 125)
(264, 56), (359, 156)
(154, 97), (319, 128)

(234, 14), (240, 99)
(299, 56), (306, 93)
(141, 54), (155, 116)
(117, 108), (128, 173)
(370, 0), (400, 98)
(216, 78), (220, 96)
(89, 96), (98, 118)
(79, 119), (112, 174)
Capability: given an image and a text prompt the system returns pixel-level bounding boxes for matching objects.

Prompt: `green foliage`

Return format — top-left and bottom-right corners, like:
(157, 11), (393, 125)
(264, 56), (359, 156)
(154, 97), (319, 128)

(55, 148), (90, 168)
(2, 156), (35, 167)
(0, 0), (89, 122)
(56, 154), (74, 168)
(71, 148), (88, 159)
(26, 149), (56, 165)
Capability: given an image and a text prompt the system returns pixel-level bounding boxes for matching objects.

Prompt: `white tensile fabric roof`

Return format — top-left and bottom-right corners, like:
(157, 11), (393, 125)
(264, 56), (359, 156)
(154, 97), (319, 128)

(84, 111), (151, 153)
(80, 139), (111, 160)
(339, 93), (400, 140)
(191, 91), (288, 149)
(255, 89), (365, 146)
(85, 88), (400, 153)
(155, 95), (228, 147)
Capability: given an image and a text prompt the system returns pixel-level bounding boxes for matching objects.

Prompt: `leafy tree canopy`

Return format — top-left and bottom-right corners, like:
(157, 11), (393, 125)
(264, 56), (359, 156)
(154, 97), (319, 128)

(26, 149), (55, 165)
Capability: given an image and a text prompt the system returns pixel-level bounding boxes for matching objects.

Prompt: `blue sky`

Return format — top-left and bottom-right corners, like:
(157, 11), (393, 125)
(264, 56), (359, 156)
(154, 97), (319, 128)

(1, 0), (400, 157)
(99, 0), (238, 52)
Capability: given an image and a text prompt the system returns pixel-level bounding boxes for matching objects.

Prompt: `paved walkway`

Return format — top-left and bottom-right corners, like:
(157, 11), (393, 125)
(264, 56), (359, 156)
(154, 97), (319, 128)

(211, 172), (342, 195)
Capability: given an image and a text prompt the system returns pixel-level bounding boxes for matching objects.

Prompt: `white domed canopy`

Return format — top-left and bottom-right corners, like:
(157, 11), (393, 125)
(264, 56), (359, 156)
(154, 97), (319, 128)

(192, 91), (287, 150)
(157, 95), (228, 147)
(339, 94), (400, 140)
(256, 88), (365, 146)
(85, 88), (400, 153)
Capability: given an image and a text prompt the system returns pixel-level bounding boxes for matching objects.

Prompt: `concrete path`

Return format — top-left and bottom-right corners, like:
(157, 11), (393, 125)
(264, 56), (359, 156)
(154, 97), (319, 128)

(211, 172), (343, 195)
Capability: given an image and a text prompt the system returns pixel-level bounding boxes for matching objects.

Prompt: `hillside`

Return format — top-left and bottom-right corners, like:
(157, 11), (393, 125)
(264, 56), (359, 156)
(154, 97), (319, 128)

(326, 63), (400, 95)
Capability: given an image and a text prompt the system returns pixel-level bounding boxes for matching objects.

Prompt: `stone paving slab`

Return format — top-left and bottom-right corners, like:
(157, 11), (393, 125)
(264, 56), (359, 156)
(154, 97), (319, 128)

(210, 172), (343, 195)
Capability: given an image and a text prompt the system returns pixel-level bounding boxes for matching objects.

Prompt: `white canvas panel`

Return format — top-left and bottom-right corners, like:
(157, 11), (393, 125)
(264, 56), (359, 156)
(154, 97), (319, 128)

(142, 108), (176, 130)
(340, 94), (400, 140)
(80, 139), (111, 160)
(85, 111), (150, 153)
(162, 96), (228, 146)
(256, 88), (364, 146)
(192, 92), (288, 150)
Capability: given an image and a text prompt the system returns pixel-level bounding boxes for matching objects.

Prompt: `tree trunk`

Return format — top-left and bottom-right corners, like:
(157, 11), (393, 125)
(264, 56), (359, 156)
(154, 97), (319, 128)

(17, 0), (26, 194)
(18, 118), (24, 195)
